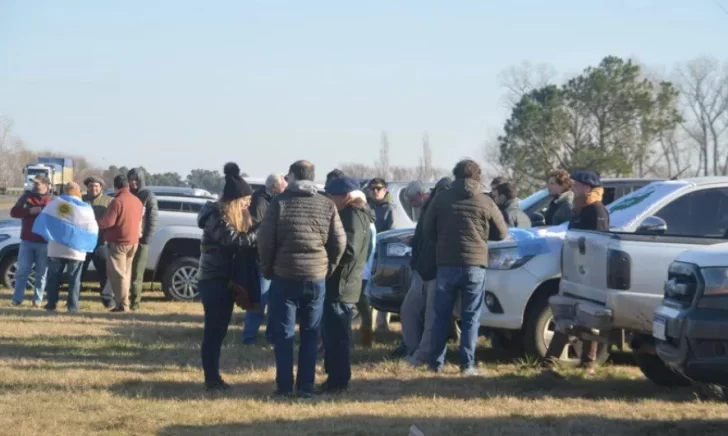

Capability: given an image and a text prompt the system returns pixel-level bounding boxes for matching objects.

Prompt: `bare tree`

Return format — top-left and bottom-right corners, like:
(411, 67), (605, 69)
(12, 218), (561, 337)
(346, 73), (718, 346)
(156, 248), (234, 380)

(0, 117), (14, 187)
(498, 61), (558, 108)
(676, 57), (728, 175)
(417, 133), (434, 180)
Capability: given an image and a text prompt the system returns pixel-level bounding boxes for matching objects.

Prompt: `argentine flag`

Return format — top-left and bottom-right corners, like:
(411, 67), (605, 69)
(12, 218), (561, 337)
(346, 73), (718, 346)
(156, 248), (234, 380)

(32, 194), (99, 253)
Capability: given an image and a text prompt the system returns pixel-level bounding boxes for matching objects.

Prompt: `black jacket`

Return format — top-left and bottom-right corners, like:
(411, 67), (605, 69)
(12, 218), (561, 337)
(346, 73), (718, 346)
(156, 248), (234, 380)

(369, 193), (396, 233)
(127, 168), (158, 245)
(544, 191), (574, 226)
(197, 202), (258, 281)
(569, 202), (609, 231)
(249, 187), (272, 225)
(326, 205), (375, 303)
(499, 199), (531, 229)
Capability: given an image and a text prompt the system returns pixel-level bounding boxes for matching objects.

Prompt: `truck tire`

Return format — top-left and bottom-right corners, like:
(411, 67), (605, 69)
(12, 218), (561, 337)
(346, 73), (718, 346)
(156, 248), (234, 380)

(161, 257), (200, 301)
(635, 351), (690, 387)
(1, 254), (34, 290)
(523, 292), (609, 368)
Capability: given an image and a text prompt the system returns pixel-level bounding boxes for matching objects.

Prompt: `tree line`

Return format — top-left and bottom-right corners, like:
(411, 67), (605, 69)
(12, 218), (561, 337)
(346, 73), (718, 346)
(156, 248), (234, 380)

(489, 56), (728, 194)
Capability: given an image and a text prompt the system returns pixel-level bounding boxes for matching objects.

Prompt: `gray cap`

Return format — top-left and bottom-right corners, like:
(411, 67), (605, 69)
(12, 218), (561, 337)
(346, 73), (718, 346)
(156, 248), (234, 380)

(405, 180), (428, 199)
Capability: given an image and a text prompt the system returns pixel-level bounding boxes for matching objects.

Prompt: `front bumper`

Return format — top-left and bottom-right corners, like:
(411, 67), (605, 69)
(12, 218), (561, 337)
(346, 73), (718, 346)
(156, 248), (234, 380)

(655, 305), (728, 385)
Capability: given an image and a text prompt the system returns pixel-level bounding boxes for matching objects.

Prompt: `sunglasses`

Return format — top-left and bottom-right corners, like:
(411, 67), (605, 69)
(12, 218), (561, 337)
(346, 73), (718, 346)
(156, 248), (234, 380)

(370, 186), (385, 191)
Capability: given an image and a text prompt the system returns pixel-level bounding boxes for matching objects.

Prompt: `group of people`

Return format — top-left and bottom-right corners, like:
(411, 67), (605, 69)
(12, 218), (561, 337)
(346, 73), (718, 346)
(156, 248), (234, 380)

(9, 170), (159, 313)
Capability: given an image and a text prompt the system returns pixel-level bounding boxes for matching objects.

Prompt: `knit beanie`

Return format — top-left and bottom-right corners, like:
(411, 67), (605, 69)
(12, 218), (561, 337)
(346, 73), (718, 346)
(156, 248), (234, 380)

(222, 162), (253, 201)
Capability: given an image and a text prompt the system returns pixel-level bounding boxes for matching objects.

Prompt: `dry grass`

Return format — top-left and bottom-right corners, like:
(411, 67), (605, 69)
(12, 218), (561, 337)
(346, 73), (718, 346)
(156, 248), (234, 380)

(0, 287), (726, 436)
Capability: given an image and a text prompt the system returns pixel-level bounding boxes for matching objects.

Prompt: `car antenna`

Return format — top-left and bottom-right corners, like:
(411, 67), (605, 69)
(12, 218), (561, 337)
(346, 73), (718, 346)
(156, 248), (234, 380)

(670, 166), (691, 181)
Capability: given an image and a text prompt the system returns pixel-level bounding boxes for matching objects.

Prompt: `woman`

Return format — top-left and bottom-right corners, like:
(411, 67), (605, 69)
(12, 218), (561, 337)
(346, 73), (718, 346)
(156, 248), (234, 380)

(321, 176), (375, 393)
(544, 169), (574, 226)
(197, 162), (256, 391)
(544, 171), (608, 375)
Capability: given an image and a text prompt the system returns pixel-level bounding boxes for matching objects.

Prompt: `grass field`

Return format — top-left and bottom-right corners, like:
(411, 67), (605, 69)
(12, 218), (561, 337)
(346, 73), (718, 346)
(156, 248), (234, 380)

(1, 286), (727, 436)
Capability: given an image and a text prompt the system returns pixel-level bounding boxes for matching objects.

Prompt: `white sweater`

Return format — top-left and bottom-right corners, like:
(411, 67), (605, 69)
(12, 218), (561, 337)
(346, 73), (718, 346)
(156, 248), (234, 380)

(47, 241), (87, 262)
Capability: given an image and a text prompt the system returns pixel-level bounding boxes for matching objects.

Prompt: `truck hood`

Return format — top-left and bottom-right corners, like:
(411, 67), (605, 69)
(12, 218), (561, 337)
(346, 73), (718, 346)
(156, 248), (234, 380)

(675, 242), (728, 268)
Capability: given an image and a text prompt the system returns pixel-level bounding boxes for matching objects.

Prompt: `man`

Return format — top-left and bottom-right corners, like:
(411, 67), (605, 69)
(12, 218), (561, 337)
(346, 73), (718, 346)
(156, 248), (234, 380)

(320, 176), (374, 392)
(258, 160), (346, 398)
(424, 159), (508, 375)
(10, 175), (53, 307)
(241, 172), (287, 345)
(367, 177), (397, 332)
(492, 182), (531, 229)
(82, 176), (114, 308)
(400, 178), (452, 366)
(99, 175), (143, 312)
(127, 168), (158, 311)
(35, 182), (98, 313)
(490, 176), (508, 192)
(326, 169), (344, 184)
(544, 171), (608, 375)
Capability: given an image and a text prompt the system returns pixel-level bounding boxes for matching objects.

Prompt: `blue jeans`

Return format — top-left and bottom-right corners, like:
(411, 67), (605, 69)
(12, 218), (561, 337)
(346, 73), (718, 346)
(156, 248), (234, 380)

(241, 273), (272, 344)
(268, 277), (325, 395)
(45, 258), (84, 311)
(199, 278), (235, 383)
(429, 266), (486, 372)
(12, 241), (49, 304)
(322, 301), (354, 389)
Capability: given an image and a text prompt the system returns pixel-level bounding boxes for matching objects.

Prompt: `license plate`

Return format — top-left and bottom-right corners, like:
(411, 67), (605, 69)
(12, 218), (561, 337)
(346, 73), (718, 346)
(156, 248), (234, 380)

(653, 317), (667, 341)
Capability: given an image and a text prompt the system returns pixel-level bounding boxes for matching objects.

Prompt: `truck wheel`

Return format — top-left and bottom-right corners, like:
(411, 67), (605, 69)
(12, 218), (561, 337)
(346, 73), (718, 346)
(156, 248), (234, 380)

(161, 257), (200, 301)
(523, 293), (609, 368)
(635, 351), (690, 387)
(1, 254), (35, 290)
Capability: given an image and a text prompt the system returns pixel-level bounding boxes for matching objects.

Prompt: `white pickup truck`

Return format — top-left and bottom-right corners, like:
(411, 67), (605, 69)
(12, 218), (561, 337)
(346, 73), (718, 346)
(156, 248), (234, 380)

(554, 177), (728, 379)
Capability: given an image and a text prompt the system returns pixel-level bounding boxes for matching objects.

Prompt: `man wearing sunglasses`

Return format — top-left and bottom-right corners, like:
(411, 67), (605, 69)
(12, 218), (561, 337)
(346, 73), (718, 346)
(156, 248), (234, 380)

(366, 178), (397, 332)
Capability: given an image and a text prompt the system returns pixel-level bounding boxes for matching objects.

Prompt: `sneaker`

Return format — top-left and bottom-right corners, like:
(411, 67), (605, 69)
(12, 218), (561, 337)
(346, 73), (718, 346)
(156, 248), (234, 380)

(406, 355), (425, 367)
(130, 305), (139, 312)
(461, 367), (486, 377)
(110, 307), (127, 313)
(44, 305), (57, 312)
(67, 308), (79, 314)
(32, 301), (42, 308)
(101, 301), (115, 309)
(205, 380), (231, 392)
(11, 300), (22, 307)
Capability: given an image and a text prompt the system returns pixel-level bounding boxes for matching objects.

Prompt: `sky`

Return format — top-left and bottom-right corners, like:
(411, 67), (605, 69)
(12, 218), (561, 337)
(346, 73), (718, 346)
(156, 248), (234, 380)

(1, 0), (727, 177)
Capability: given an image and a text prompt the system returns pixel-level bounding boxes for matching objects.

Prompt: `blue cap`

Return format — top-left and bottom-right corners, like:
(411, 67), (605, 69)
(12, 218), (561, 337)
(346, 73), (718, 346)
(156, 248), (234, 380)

(570, 171), (601, 188)
(324, 176), (360, 196)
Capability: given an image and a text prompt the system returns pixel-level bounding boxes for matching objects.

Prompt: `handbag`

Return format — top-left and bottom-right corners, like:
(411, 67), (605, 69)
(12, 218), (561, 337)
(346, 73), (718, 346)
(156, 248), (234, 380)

(228, 249), (262, 311)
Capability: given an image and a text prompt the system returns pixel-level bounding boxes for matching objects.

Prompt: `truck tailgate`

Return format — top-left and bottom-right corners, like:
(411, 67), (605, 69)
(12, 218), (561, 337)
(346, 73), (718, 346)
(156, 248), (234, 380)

(561, 230), (612, 303)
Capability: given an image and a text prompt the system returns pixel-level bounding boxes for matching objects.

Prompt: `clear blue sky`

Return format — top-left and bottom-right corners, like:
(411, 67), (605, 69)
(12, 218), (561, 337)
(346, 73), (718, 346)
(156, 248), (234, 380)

(1, 0), (727, 177)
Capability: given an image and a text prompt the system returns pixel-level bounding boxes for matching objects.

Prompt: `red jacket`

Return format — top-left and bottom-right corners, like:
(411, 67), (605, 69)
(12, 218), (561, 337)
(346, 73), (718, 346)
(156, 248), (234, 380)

(10, 192), (53, 243)
(98, 188), (143, 245)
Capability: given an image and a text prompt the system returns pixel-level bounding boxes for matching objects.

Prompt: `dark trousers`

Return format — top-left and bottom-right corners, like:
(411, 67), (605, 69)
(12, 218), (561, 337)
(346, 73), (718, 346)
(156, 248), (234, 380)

(544, 331), (598, 367)
(268, 276), (325, 395)
(129, 243), (149, 309)
(45, 258), (84, 311)
(83, 245), (111, 305)
(199, 278), (234, 383)
(322, 301), (354, 389)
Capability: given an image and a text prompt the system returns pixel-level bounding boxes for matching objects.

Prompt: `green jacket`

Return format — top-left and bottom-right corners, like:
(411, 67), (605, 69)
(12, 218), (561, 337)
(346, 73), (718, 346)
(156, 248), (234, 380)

(326, 204), (375, 303)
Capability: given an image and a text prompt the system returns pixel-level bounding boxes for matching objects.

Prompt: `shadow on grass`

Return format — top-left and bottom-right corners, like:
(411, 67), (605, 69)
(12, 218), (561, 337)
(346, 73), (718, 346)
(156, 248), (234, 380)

(0, 307), (205, 324)
(110, 372), (700, 403)
(158, 415), (728, 436)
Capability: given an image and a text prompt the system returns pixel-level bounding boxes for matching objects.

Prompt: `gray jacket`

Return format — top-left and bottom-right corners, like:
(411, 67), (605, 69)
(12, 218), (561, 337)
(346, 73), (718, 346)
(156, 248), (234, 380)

(500, 199), (531, 229)
(258, 180), (346, 282)
(544, 191), (574, 226)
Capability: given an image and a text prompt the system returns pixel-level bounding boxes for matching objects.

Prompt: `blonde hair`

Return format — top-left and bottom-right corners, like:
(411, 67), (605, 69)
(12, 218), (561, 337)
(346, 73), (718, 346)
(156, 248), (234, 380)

(220, 196), (252, 233)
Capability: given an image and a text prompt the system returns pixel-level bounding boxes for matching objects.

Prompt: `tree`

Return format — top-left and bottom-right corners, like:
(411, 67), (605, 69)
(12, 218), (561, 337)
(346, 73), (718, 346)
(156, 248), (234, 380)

(498, 56), (683, 192)
(375, 131), (391, 180)
(417, 134), (434, 181)
(186, 169), (225, 193)
(498, 61), (558, 108)
(147, 172), (185, 187)
(676, 57), (728, 175)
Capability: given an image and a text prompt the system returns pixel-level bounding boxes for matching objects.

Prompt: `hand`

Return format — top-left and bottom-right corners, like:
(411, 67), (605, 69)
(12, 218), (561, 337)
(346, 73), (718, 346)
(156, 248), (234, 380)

(29, 207), (42, 215)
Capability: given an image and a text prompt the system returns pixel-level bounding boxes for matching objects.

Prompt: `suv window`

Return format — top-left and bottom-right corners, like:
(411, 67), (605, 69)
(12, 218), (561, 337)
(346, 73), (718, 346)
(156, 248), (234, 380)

(158, 200), (183, 212)
(654, 188), (728, 237)
(183, 202), (203, 212)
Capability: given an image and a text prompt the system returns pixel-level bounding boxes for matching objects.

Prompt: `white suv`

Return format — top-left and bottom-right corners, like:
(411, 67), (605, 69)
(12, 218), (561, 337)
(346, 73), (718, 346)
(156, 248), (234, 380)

(0, 195), (209, 301)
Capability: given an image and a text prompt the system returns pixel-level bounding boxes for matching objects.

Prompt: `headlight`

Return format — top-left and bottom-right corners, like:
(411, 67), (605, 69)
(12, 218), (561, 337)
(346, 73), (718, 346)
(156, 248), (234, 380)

(700, 267), (728, 296)
(487, 247), (533, 270)
(386, 243), (412, 257)
(0, 234), (10, 243)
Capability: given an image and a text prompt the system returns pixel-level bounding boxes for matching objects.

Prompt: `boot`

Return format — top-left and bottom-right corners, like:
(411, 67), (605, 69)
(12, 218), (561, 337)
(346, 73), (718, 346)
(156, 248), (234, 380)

(361, 330), (373, 348)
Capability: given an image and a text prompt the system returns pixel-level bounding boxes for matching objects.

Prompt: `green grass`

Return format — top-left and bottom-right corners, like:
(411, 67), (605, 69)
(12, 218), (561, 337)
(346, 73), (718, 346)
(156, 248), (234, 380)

(0, 287), (727, 435)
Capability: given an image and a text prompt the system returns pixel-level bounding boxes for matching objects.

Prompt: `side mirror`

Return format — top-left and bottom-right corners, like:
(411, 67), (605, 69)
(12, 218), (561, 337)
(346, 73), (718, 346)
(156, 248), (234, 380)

(637, 216), (667, 235)
(529, 212), (545, 227)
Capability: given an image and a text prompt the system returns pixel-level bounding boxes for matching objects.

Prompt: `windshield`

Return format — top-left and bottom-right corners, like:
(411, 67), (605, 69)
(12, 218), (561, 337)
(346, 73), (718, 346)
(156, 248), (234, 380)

(519, 188), (549, 211)
(26, 168), (49, 176)
(607, 180), (690, 229)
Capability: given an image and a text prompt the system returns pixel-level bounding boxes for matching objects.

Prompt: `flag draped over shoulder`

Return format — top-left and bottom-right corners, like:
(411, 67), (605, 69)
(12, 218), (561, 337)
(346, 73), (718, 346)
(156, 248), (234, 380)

(32, 194), (99, 253)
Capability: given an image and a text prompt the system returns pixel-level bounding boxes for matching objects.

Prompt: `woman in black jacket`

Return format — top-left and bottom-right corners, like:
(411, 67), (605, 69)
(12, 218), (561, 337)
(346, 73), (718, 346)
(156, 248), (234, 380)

(544, 169), (575, 226)
(197, 163), (257, 391)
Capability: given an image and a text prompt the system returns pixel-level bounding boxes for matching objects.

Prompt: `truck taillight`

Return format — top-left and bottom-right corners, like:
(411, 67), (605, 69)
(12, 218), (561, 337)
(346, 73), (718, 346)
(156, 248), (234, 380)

(607, 249), (631, 290)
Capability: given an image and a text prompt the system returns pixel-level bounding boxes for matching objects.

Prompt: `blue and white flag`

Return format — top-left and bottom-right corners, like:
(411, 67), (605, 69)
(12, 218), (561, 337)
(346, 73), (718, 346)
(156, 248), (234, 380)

(510, 223), (568, 258)
(32, 194), (99, 253)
